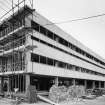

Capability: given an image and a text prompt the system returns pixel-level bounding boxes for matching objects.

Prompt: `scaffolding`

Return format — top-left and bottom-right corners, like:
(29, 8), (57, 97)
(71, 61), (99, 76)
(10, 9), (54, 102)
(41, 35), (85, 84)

(0, 0), (34, 96)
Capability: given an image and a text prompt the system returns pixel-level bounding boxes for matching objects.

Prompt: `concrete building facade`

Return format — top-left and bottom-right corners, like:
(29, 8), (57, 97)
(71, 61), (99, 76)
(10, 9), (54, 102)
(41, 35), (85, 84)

(0, 6), (105, 95)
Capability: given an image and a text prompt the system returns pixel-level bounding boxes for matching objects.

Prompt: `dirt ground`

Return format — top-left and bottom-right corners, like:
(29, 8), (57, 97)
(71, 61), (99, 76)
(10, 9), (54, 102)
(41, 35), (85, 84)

(60, 96), (105, 105)
(0, 95), (105, 105)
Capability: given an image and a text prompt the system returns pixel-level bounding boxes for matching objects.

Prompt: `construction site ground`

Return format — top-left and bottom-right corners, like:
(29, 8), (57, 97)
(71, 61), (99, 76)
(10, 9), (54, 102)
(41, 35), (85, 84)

(0, 95), (105, 105)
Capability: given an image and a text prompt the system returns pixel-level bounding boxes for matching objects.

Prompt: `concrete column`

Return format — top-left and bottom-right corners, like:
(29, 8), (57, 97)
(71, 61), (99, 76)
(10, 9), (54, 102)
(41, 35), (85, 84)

(55, 62), (58, 67)
(93, 81), (95, 89)
(84, 80), (87, 89)
(55, 77), (59, 86)
(25, 74), (30, 93)
(0, 77), (1, 93)
(99, 81), (101, 89)
(7, 76), (10, 93)
(104, 82), (105, 89)
(72, 66), (75, 71)
(0, 77), (4, 94)
(26, 52), (31, 72)
(72, 79), (76, 86)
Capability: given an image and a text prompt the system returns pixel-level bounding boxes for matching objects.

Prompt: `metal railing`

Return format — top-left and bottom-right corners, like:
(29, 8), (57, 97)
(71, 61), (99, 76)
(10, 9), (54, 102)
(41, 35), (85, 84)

(0, 36), (26, 52)
(0, 61), (26, 72)
(0, 19), (24, 38)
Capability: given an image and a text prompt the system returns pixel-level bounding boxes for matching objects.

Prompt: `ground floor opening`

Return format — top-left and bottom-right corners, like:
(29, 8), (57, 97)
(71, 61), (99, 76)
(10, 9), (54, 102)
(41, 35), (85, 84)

(0, 74), (105, 95)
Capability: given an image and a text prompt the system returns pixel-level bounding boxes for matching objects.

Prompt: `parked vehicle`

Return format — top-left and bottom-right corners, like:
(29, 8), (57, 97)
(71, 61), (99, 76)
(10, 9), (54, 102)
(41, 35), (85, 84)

(91, 88), (103, 96)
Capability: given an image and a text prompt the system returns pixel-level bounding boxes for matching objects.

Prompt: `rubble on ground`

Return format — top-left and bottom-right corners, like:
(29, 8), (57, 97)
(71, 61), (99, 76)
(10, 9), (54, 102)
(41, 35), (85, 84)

(49, 85), (86, 103)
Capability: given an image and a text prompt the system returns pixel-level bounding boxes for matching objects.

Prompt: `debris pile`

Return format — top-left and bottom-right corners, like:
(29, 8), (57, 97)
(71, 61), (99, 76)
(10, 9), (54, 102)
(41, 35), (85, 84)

(49, 85), (86, 103)
(26, 85), (37, 103)
(67, 85), (86, 100)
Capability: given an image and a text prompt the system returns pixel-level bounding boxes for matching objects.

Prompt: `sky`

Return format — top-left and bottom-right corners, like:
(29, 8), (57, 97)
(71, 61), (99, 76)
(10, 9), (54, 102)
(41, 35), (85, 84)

(0, 0), (105, 59)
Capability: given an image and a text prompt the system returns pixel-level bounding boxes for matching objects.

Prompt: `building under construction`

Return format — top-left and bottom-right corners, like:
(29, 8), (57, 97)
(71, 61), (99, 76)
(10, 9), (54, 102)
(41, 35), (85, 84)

(0, 5), (105, 96)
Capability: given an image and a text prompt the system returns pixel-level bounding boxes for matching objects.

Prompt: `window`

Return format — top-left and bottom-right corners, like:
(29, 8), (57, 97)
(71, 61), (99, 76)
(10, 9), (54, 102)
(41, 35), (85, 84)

(71, 45), (76, 50)
(31, 21), (105, 67)
(40, 56), (46, 64)
(47, 58), (53, 66)
(40, 26), (46, 35)
(30, 53), (105, 77)
(75, 66), (80, 71)
(57, 61), (65, 68)
(58, 37), (64, 45)
(67, 64), (73, 70)
(31, 36), (39, 42)
(31, 53), (39, 62)
(101, 82), (104, 88)
(31, 21), (40, 32)
(54, 34), (59, 41)
(63, 40), (68, 47)
(47, 30), (54, 39)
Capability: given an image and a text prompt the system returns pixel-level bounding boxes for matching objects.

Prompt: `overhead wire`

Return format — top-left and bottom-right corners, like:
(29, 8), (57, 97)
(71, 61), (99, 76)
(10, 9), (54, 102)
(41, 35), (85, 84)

(0, 0), (24, 22)
(19, 7), (105, 27)
(1, 0), (105, 93)
(45, 13), (105, 25)
(22, 10), (105, 39)
(1, 0), (105, 26)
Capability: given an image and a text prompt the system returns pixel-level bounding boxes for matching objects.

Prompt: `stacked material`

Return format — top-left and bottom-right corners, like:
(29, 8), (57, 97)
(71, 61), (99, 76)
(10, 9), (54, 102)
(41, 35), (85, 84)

(49, 85), (86, 103)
